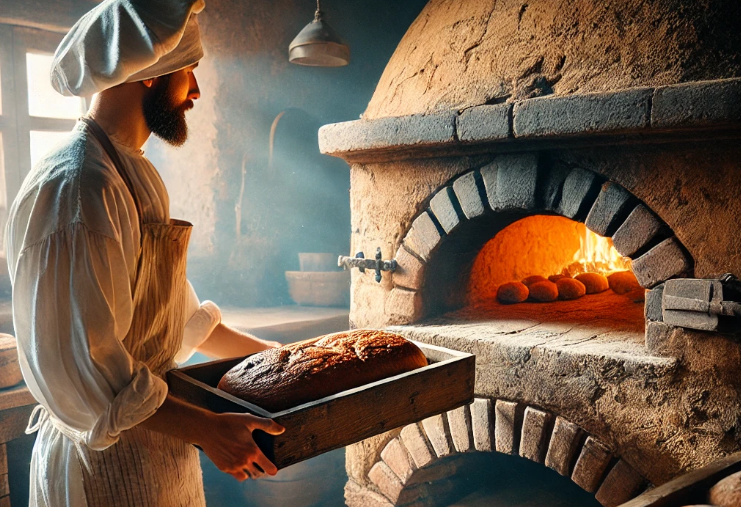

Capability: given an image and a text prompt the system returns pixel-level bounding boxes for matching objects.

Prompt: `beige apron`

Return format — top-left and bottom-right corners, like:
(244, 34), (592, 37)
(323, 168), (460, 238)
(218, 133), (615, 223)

(63, 119), (205, 506)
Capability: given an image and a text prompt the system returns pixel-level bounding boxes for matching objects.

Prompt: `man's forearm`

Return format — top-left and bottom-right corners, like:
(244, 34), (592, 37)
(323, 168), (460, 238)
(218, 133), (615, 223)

(139, 393), (213, 446)
(139, 392), (285, 481)
(196, 322), (279, 358)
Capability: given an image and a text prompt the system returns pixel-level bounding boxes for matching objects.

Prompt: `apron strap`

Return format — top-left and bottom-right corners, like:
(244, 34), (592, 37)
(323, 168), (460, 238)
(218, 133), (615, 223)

(79, 117), (144, 224)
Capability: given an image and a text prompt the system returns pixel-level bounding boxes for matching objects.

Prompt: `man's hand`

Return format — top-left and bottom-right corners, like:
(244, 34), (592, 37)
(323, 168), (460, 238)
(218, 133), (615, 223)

(140, 395), (285, 481)
(198, 412), (285, 481)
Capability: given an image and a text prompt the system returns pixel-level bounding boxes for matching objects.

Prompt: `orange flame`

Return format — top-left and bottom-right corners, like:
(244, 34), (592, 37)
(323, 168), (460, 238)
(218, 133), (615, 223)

(563, 226), (632, 277)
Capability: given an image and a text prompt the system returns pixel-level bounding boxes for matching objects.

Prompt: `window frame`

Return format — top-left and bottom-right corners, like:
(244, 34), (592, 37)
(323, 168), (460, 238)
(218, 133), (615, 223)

(0, 23), (84, 254)
(6, 25), (78, 196)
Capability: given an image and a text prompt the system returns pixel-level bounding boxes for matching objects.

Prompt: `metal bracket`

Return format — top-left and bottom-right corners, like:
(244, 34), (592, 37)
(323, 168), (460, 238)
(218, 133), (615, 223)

(338, 247), (397, 283)
(662, 274), (741, 332)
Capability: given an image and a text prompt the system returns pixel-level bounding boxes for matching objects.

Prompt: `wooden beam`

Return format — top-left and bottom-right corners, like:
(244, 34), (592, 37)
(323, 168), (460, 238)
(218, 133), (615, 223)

(620, 452), (741, 507)
(0, 443), (6, 475)
(0, 0), (100, 34)
(0, 405), (35, 444)
(0, 385), (35, 413)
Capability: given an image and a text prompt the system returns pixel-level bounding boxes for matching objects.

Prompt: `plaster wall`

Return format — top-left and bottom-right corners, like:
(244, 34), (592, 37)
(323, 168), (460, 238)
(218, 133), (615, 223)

(364, 0), (741, 119)
(148, 0), (428, 307)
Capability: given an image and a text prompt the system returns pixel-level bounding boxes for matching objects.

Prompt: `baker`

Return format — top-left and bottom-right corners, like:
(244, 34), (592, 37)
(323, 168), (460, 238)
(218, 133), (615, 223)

(4, 1), (285, 505)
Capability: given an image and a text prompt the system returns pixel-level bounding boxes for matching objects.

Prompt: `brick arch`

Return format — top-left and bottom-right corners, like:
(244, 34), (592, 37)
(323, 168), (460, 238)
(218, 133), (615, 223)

(389, 153), (693, 323)
(361, 398), (650, 507)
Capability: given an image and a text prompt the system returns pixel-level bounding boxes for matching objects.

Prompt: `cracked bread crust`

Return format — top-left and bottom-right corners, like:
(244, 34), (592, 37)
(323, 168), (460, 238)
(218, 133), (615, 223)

(217, 329), (428, 412)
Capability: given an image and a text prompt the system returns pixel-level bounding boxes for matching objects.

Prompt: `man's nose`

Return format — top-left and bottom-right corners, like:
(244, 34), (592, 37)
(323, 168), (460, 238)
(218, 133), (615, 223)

(188, 73), (201, 100)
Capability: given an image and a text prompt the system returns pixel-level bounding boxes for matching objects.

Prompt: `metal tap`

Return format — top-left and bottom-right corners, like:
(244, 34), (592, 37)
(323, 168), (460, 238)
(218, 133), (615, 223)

(338, 247), (397, 283)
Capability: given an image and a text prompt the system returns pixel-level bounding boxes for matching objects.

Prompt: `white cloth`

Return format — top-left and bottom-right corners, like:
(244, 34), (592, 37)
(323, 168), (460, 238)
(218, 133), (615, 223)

(4, 121), (220, 507)
(51, 0), (206, 97)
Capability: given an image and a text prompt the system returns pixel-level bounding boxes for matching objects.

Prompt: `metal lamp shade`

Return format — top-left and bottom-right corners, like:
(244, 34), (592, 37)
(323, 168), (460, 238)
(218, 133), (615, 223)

(289, 15), (350, 67)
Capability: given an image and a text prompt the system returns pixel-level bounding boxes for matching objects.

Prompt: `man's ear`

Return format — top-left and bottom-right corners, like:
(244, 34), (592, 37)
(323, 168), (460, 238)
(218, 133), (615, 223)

(141, 78), (155, 88)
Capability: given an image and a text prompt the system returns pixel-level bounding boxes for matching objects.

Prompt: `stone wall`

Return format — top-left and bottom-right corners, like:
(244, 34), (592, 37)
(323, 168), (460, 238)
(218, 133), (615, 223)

(346, 139), (741, 328)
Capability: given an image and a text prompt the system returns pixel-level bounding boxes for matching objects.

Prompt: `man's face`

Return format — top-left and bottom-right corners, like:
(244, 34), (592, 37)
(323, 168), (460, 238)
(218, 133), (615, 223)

(142, 64), (200, 147)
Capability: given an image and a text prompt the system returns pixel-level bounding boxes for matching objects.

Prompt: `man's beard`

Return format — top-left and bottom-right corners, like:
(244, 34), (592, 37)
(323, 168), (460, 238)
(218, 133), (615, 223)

(142, 75), (191, 147)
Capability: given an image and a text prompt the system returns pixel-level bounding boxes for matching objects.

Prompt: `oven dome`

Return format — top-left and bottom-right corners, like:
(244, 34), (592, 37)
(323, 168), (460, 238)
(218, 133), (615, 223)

(363, 0), (741, 120)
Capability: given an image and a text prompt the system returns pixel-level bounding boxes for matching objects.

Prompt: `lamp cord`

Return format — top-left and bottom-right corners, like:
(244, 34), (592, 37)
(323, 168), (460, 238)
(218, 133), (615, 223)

(314, 0), (322, 21)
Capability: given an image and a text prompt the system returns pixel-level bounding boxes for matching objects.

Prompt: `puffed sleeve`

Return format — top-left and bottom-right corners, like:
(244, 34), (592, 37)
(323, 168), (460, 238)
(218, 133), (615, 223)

(174, 280), (221, 364)
(12, 221), (167, 450)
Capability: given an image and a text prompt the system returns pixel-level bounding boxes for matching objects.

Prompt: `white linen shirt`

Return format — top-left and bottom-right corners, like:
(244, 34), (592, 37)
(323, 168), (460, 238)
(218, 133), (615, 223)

(4, 121), (220, 506)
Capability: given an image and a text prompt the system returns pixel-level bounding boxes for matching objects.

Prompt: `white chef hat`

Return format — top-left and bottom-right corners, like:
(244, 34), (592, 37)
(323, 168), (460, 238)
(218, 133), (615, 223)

(51, 0), (206, 97)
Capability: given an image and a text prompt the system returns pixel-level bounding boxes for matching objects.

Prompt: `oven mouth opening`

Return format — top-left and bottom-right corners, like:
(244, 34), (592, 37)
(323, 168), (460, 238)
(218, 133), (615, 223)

(400, 214), (651, 359)
(425, 452), (602, 507)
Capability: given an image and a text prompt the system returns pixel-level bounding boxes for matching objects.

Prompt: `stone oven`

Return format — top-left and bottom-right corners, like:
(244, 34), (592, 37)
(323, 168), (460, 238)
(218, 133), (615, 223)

(319, 1), (741, 506)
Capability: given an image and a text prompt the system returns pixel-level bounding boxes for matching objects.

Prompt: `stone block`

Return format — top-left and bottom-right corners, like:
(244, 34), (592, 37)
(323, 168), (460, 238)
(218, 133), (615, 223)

(318, 111), (457, 156)
(644, 284), (664, 322)
(452, 171), (485, 220)
(403, 211), (442, 261)
(0, 444), (5, 475)
(384, 288), (422, 324)
(556, 167), (600, 220)
(585, 182), (634, 237)
(457, 103), (513, 143)
(480, 161), (498, 211)
(447, 405), (473, 453)
(513, 88), (652, 138)
(631, 237), (693, 288)
(345, 479), (395, 507)
(539, 163), (571, 211)
(470, 398), (494, 452)
(422, 414), (454, 458)
(429, 187), (461, 234)
(393, 246), (425, 291)
(400, 424), (436, 469)
(652, 78), (741, 129)
(545, 417), (583, 477)
(369, 461), (404, 504)
(595, 460), (646, 507)
(381, 438), (416, 484)
(485, 153), (540, 211)
(612, 205), (663, 258)
(645, 321), (675, 357)
(519, 407), (553, 463)
(571, 436), (613, 493)
(495, 400), (521, 455)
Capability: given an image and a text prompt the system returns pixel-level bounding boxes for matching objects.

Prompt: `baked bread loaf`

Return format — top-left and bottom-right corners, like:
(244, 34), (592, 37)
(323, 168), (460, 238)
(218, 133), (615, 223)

(217, 330), (428, 412)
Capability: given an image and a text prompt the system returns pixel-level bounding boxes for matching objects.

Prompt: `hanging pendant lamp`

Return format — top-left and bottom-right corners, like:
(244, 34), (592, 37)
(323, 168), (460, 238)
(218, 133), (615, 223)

(289, 0), (350, 67)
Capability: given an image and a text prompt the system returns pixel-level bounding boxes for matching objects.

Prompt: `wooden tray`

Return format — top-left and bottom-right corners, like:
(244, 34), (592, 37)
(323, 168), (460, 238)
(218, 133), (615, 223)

(166, 341), (475, 469)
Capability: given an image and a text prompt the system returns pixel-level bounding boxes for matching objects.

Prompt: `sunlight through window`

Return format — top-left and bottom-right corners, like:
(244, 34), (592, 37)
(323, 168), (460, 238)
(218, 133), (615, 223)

(26, 53), (85, 119)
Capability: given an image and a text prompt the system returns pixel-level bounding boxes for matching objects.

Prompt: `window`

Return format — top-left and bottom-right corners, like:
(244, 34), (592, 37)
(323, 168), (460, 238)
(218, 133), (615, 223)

(0, 25), (87, 253)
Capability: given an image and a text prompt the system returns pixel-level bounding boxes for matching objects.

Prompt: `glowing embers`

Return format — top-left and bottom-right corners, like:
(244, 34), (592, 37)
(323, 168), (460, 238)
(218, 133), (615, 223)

(467, 215), (641, 306)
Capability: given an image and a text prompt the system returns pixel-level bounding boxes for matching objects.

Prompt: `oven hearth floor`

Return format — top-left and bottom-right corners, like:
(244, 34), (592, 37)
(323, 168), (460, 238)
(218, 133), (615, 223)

(389, 291), (672, 367)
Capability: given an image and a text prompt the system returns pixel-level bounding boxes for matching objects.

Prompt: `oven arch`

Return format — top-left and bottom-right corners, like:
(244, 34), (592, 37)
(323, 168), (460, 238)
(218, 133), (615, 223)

(388, 153), (694, 324)
(353, 397), (649, 507)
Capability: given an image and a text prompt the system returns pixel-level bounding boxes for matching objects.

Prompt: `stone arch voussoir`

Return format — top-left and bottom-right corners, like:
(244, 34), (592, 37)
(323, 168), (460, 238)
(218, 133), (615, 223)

(391, 153), (694, 324)
(364, 397), (651, 507)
